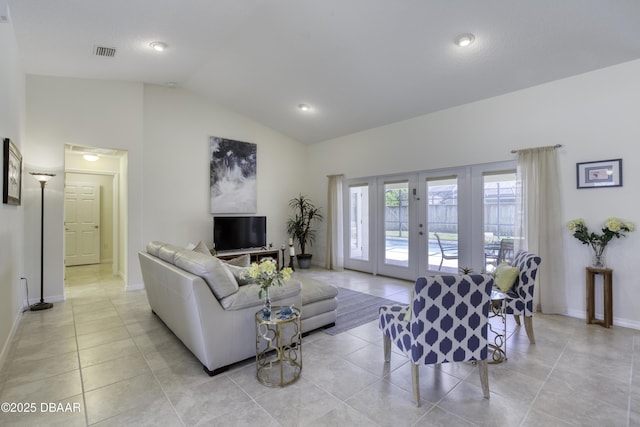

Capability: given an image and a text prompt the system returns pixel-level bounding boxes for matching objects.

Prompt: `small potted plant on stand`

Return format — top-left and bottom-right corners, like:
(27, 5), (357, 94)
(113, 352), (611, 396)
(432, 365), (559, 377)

(287, 194), (323, 269)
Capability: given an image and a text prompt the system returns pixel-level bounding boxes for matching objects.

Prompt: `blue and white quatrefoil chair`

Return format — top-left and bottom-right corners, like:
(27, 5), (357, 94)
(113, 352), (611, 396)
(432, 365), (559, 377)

(505, 251), (541, 344)
(379, 274), (494, 406)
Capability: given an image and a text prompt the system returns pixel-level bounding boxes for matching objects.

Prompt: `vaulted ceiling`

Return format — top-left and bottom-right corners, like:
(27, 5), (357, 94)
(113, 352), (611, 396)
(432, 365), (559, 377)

(6, 1), (640, 143)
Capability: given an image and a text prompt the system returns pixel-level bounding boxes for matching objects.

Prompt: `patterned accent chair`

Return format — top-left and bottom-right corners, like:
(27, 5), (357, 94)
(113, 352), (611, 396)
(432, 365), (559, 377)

(379, 274), (494, 406)
(505, 251), (541, 344)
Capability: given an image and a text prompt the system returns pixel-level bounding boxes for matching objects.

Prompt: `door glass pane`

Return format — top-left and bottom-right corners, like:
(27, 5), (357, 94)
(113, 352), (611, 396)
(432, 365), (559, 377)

(384, 181), (409, 266)
(427, 177), (458, 272)
(349, 184), (369, 261)
(483, 172), (516, 272)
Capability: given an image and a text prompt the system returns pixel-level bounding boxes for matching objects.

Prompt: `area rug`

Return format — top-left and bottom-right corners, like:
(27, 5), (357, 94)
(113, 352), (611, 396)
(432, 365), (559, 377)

(322, 287), (402, 335)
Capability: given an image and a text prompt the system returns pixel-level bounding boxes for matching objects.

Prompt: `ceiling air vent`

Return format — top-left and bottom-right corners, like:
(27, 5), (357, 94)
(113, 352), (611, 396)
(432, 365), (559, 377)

(94, 46), (116, 57)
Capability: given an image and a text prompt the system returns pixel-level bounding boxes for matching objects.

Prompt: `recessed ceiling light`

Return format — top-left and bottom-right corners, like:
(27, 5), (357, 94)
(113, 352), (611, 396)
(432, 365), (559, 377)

(150, 41), (167, 52)
(298, 104), (311, 112)
(83, 154), (99, 162)
(455, 33), (475, 47)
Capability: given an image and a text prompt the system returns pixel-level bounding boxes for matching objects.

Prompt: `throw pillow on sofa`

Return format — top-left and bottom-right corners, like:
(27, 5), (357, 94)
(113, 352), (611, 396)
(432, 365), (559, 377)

(224, 264), (254, 286)
(174, 250), (239, 299)
(220, 254), (252, 285)
(192, 241), (212, 256)
(222, 254), (250, 267)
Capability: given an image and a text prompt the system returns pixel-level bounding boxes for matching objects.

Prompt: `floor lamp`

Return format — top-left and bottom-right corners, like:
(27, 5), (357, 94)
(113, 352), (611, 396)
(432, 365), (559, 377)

(30, 172), (55, 311)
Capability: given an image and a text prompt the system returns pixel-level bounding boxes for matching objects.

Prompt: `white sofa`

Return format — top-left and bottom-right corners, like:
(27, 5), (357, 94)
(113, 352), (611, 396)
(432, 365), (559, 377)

(138, 241), (338, 375)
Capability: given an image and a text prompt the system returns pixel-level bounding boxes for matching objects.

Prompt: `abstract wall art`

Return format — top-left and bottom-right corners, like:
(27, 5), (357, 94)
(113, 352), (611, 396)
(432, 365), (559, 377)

(210, 136), (257, 213)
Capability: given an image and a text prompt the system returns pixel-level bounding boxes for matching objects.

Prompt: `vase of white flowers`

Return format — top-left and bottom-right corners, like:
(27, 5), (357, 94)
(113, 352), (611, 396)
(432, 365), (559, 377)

(242, 258), (293, 319)
(567, 217), (634, 268)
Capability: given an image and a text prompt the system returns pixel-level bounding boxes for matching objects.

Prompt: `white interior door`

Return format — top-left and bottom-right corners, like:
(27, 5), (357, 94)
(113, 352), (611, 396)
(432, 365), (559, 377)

(65, 182), (101, 266)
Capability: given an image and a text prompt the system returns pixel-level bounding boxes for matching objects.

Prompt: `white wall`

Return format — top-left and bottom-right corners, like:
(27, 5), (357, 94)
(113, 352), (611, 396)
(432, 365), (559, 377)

(0, 13), (26, 365)
(20, 59), (640, 329)
(24, 76), (144, 295)
(142, 85), (308, 251)
(23, 80), (309, 299)
(307, 59), (640, 328)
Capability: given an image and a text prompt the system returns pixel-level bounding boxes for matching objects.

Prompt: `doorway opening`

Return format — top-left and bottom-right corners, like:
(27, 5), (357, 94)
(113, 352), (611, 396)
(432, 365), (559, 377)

(63, 144), (128, 291)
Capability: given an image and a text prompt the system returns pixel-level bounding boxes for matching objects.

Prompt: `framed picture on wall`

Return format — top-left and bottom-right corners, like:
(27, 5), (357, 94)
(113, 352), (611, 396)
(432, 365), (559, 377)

(3, 138), (23, 205)
(209, 136), (257, 213)
(576, 158), (622, 189)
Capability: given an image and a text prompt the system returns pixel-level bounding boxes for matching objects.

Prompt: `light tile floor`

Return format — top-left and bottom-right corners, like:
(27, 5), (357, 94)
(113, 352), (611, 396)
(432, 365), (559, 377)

(1, 263), (639, 426)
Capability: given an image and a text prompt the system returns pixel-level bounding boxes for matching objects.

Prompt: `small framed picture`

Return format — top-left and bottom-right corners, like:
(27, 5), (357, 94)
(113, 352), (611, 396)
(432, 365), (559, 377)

(3, 138), (23, 205)
(576, 158), (622, 189)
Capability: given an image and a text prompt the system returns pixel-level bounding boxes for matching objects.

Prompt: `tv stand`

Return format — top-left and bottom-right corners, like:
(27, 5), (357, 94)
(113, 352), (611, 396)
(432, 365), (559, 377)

(216, 248), (282, 269)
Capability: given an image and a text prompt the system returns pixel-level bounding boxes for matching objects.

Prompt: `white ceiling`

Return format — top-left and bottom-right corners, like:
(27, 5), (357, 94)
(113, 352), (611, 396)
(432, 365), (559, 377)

(6, 1), (640, 144)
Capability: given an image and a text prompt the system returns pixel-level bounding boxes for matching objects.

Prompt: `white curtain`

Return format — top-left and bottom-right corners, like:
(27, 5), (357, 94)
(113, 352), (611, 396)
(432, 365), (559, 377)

(326, 174), (344, 270)
(516, 146), (567, 314)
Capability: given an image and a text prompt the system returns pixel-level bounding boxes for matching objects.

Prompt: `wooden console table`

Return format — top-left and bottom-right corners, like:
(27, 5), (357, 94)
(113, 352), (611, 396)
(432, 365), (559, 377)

(585, 267), (613, 328)
(217, 248), (281, 269)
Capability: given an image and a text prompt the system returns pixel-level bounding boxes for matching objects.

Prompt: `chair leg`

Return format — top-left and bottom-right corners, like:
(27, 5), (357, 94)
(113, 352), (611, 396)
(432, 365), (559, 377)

(478, 360), (490, 399)
(411, 364), (420, 407)
(513, 314), (521, 326)
(524, 316), (535, 344)
(383, 334), (391, 362)
(438, 257), (443, 271)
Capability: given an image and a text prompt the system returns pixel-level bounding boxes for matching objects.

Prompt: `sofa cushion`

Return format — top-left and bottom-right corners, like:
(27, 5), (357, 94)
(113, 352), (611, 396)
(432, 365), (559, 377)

(158, 244), (184, 264)
(146, 241), (166, 257)
(220, 279), (302, 310)
(174, 249), (239, 299)
(299, 277), (339, 305)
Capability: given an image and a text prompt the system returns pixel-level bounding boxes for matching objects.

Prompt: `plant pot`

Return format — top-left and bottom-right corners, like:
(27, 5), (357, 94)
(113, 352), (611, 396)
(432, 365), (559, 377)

(296, 254), (312, 269)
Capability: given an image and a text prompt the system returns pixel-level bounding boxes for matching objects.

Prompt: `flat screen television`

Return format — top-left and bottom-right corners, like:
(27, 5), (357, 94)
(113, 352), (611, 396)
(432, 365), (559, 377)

(213, 216), (267, 251)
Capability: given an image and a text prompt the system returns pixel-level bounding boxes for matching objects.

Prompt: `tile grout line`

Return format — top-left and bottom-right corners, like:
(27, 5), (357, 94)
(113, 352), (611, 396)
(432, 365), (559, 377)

(70, 301), (90, 426)
(123, 301), (188, 427)
(225, 372), (286, 426)
(517, 323), (574, 426)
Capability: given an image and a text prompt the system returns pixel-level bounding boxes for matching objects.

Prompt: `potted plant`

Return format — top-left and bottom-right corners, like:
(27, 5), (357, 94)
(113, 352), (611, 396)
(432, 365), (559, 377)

(286, 194), (323, 269)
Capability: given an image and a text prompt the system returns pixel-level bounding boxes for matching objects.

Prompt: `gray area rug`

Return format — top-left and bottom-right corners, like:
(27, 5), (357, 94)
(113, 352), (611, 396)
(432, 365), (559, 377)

(322, 287), (402, 335)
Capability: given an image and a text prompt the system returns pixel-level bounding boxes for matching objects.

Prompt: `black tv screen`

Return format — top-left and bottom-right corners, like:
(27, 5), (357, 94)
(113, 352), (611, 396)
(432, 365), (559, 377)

(214, 216), (267, 251)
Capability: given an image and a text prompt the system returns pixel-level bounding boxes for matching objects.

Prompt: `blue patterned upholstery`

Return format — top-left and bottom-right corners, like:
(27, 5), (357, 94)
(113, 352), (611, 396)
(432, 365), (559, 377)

(504, 251), (541, 343)
(505, 251), (541, 344)
(379, 274), (494, 405)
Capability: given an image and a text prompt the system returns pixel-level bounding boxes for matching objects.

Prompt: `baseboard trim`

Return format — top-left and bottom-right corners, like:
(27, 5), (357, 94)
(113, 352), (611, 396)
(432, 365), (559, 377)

(0, 309), (23, 374)
(565, 309), (640, 330)
(127, 282), (144, 291)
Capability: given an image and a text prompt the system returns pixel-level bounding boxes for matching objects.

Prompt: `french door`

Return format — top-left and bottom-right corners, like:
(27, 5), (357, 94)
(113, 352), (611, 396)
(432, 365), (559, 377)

(377, 176), (415, 279)
(343, 161), (516, 280)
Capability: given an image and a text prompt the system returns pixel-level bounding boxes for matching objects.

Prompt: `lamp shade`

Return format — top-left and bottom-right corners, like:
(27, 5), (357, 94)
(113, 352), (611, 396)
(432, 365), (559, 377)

(30, 173), (56, 183)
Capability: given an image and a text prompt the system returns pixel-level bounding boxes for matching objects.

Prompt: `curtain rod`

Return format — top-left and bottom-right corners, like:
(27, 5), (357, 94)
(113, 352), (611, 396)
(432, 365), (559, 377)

(511, 144), (562, 154)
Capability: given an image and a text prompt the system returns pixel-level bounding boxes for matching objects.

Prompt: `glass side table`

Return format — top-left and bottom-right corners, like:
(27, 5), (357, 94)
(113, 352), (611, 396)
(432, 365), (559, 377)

(255, 306), (302, 387)
(488, 289), (507, 364)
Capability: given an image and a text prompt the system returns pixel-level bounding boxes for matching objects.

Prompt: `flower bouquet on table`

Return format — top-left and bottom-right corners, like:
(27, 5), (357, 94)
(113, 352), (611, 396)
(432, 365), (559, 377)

(567, 217), (634, 268)
(242, 258), (293, 319)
